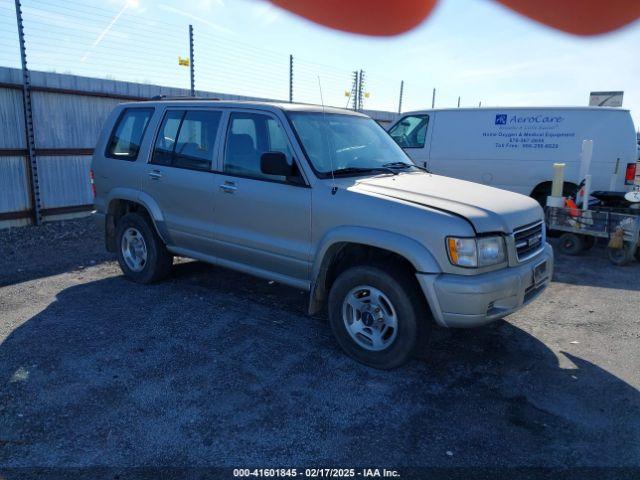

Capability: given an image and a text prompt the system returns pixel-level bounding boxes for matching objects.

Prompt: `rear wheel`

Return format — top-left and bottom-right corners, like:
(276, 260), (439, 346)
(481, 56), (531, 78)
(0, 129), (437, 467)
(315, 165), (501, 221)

(607, 245), (632, 266)
(558, 233), (584, 256)
(115, 212), (173, 283)
(328, 264), (428, 369)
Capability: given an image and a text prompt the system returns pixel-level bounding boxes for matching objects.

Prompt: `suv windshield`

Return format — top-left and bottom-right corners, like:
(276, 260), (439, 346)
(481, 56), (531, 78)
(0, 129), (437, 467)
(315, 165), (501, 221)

(287, 112), (414, 177)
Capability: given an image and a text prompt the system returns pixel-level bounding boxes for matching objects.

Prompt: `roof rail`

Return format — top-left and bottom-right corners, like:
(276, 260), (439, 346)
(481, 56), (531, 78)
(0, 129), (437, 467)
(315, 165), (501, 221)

(149, 95), (220, 101)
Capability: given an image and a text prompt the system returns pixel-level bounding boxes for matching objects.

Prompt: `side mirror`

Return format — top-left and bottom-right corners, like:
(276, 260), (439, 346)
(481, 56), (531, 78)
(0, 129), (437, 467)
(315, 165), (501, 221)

(260, 152), (294, 176)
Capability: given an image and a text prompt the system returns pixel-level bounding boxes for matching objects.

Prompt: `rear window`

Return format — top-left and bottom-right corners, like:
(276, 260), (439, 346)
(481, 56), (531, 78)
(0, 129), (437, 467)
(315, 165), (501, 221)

(389, 114), (429, 148)
(106, 108), (154, 160)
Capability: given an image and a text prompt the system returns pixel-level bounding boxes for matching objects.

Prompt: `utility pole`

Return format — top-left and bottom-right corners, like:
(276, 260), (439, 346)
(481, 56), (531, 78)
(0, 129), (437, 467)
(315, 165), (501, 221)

(457, 96), (461, 108)
(398, 80), (404, 114)
(15, 0), (41, 225)
(188, 24), (195, 96)
(479, 101), (482, 107)
(431, 88), (436, 109)
(351, 70), (358, 111)
(289, 54), (293, 103)
(357, 70), (365, 110)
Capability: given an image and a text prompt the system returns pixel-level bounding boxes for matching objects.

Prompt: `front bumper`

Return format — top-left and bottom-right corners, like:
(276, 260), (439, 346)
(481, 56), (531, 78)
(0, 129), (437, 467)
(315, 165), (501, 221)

(416, 243), (553, 328)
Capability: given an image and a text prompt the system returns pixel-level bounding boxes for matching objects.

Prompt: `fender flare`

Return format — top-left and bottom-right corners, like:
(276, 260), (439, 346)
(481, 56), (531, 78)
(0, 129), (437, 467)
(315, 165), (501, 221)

(308, 226), (441, 314)
(106, 188), (171, 245)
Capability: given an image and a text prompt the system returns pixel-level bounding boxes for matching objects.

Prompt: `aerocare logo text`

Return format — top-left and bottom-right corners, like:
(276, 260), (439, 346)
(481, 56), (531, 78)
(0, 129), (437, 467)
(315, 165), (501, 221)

(495, 114), (563, 125)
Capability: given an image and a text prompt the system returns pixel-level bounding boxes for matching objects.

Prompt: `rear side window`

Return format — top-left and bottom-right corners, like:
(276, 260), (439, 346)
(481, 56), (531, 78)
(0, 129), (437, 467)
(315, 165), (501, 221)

(106, 108), (154, 160)
(389, 114), (429, 148)
(151, 110), (222, 171)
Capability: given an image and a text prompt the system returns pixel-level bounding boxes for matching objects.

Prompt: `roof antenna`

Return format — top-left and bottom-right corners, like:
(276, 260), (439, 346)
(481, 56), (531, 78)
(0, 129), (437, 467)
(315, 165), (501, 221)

(318, 75), (337, 195)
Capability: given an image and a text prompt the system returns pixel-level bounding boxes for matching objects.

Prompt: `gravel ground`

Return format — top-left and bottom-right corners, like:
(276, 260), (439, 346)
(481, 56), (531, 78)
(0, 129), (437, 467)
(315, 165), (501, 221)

(0, 217), (639, 477)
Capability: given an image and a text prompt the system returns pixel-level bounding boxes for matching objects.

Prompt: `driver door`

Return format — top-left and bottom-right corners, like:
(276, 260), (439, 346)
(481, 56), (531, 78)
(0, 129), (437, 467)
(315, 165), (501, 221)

(211, 110), (312, 287)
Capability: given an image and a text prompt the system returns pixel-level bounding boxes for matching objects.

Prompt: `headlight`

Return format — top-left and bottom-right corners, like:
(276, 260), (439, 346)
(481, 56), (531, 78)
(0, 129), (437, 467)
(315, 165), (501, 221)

(446, 236), (506, 268)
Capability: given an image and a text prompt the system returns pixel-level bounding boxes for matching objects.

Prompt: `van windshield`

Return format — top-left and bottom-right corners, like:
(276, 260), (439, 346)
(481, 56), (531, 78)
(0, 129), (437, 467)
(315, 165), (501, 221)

(388, 114), (429, 148)
(287, 112), (414, 177)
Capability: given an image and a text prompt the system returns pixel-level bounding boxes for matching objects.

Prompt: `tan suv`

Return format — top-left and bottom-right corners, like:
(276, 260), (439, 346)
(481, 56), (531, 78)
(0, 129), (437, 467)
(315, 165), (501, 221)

(92, 99), (553, 369)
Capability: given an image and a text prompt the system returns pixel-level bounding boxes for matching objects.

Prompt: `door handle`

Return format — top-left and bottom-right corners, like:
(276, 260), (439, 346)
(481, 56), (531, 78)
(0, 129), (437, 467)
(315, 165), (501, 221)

(219, 182), (237, 193)
(148, 170), (162, 180)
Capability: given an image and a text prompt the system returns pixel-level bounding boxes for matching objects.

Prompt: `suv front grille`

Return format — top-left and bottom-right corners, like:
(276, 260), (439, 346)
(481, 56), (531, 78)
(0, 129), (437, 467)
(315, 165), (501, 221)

(514, 221), (544, 261)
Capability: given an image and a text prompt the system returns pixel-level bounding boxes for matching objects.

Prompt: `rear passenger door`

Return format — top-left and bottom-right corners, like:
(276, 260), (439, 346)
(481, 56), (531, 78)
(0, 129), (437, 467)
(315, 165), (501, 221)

(211, 110), (312, 286)
(144, 108), (222, 254)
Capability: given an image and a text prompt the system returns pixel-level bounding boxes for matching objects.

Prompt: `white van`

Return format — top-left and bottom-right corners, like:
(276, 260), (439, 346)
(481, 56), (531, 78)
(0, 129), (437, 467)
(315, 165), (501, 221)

(388, 107), (638, 203)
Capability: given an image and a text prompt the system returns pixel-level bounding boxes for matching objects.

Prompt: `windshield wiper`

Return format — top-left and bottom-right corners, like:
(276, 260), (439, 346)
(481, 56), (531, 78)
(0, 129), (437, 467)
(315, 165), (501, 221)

(329, 166), (398, 177)
(382, 161), (430, 173)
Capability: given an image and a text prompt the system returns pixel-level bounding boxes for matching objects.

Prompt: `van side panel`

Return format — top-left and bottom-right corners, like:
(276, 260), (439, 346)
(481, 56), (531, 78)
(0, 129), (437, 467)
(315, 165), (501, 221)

(423, 108), (636, 195)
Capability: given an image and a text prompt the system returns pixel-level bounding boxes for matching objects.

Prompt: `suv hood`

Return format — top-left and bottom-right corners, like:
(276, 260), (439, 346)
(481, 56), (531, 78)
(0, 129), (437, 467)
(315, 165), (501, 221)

(349, 172), (543, 234)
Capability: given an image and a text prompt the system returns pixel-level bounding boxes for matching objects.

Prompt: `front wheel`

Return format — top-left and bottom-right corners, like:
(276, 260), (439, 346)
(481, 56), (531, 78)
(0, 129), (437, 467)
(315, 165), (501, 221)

(328, 265), (428, 369)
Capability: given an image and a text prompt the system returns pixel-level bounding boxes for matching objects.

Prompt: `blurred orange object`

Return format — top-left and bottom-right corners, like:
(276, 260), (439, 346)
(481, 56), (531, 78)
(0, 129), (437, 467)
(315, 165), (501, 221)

(270, 0), (640, 36)
(565, 198), (581, 217)
(496, 0), (640, 35)
(269, 0), (438, 36)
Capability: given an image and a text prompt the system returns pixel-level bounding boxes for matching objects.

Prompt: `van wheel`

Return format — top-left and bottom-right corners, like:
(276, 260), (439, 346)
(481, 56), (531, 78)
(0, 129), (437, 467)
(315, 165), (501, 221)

(328, 265), (426, 369)
(115, 212), (173, 283)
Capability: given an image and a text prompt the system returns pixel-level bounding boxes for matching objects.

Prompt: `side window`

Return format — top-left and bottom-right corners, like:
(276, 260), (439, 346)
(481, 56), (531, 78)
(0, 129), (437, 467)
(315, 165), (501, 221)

(231, 117), (257, 138)
(151, 110), (222, 171)
(267, 118), (293, 161)
(152, 110), (183, 166)
(106, 108), (154, 160)
(174, 110), (222, 171)
(225, 112), (296, 182)
(388, 114), (429, 148)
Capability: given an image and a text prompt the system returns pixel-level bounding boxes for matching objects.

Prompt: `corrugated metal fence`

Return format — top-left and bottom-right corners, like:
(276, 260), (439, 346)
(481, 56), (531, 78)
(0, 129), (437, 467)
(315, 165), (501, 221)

(0, 66), (399, 228)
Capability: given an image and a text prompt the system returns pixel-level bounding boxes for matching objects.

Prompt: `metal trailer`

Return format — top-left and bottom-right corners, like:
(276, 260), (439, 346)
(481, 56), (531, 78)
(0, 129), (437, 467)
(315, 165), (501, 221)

(546, 206), (640, 265)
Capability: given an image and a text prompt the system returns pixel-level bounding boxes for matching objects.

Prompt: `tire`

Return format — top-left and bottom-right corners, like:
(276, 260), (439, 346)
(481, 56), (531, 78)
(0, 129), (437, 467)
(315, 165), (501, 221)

(115, 212), (173, 283)
(327, 264), (428, 369)
(635, 247), (640, 263)
(607, 246), (632, 266)
(558, 233), (584, 256)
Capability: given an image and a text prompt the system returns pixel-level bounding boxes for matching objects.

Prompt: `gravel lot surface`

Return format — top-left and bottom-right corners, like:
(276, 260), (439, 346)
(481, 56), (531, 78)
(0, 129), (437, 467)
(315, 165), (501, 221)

(0, 217), (639, 475)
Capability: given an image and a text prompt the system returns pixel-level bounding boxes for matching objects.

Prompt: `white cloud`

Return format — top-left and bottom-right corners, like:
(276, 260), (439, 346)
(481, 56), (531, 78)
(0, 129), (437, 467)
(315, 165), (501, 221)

(250, 1), (282, 26)
(81, 0), (136, 62)
(196, 0), (225, 11)
(158, 4), (234, 35)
